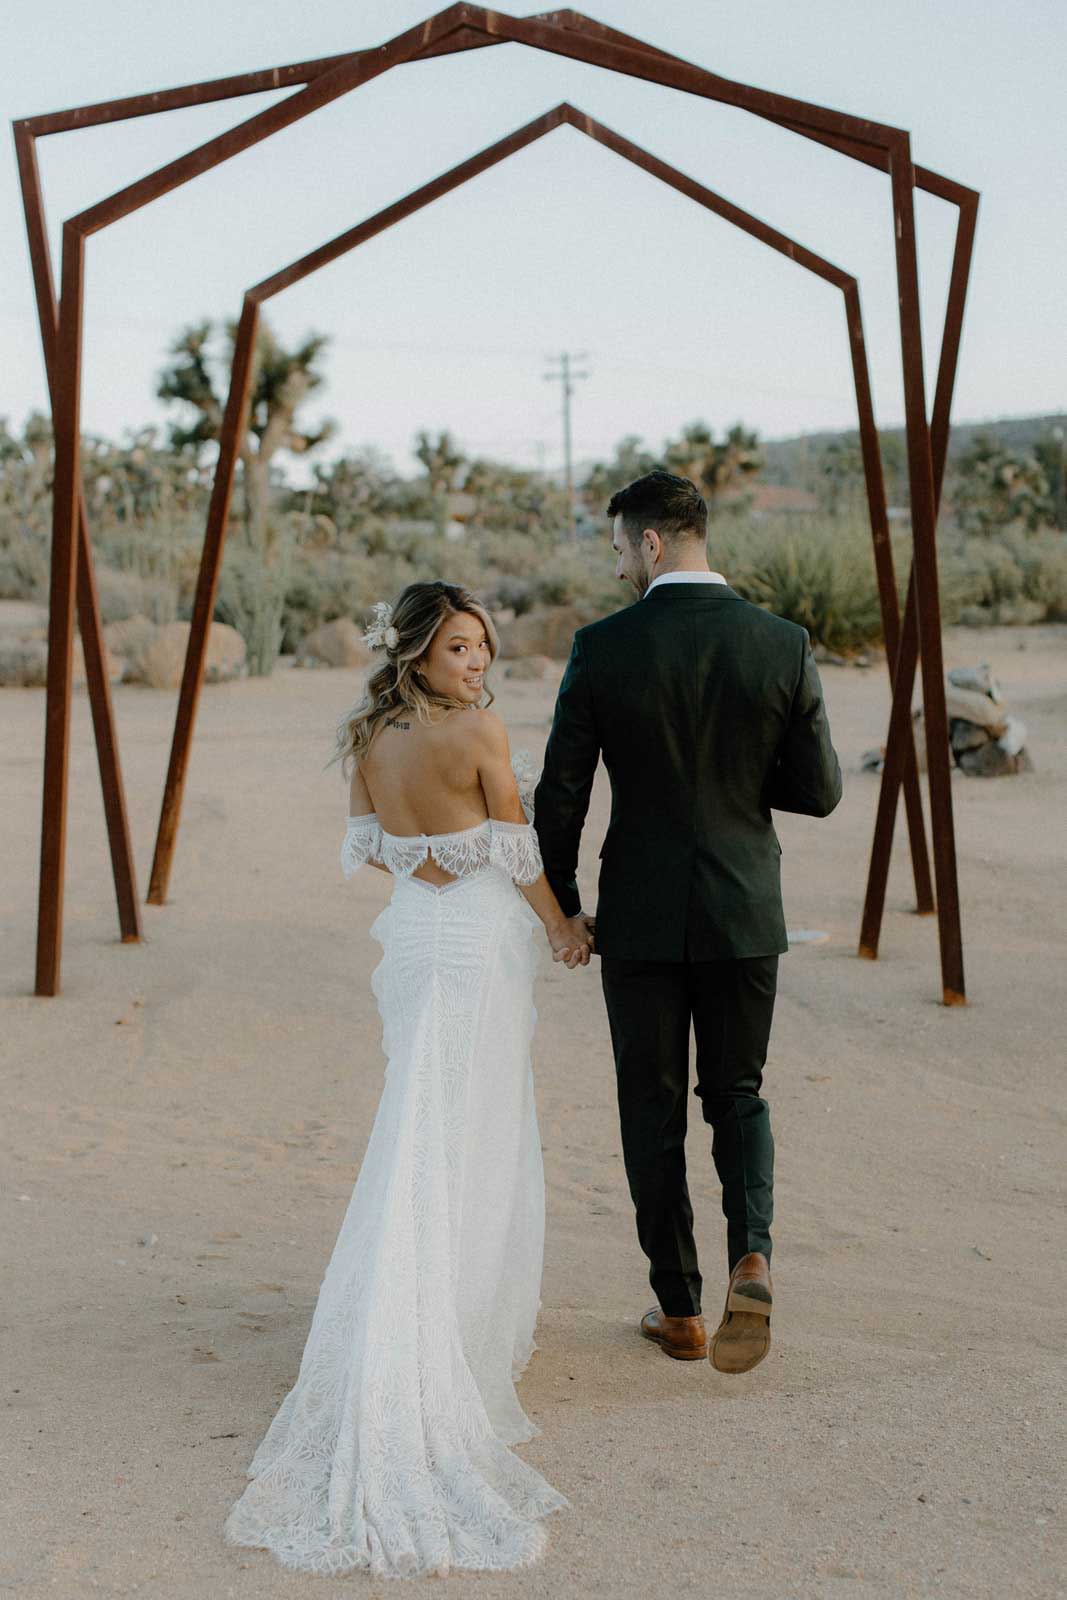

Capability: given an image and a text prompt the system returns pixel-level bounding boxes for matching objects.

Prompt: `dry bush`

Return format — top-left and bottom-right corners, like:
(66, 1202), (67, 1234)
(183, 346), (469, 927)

(938, 524), (1067, 624)
(714, 516), (883, 652)
(95, 566), (179, 625)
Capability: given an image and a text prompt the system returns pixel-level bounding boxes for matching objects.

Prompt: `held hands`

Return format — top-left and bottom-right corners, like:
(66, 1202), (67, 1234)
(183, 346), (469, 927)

(547, 913), (596, 970)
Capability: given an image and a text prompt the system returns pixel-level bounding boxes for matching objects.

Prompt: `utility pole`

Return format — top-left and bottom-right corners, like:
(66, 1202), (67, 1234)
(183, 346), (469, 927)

(544, 351), (589, 537)
(1051, 425), (1066, 531)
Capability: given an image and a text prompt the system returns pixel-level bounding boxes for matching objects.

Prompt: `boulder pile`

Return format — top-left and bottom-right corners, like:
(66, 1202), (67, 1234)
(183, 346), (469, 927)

(861, 661), (1033, 777)
(943, 663), (1033, 777)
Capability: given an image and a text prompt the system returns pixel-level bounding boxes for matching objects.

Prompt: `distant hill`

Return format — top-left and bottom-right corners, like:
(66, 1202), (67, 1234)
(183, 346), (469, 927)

(759, 412), (1067, 489)
(574, 413), (1065, 504)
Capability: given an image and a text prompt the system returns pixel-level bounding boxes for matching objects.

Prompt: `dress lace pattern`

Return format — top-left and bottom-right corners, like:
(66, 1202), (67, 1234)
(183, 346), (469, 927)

(223, 753), (567, 1578)
(341, 815), (543, 887)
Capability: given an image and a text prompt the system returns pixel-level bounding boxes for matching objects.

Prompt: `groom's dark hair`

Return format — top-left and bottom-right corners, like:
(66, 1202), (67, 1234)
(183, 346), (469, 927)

(607, 470), (707, 548)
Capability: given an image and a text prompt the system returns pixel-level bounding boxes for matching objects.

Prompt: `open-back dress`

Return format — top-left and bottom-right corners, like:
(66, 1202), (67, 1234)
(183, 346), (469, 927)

(222, 761), (568, 1577)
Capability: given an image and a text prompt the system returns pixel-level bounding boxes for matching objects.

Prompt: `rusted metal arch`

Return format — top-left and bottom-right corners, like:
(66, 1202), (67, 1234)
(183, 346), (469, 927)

(15, 4), (975, 1002)
(147, 99), (922, 906)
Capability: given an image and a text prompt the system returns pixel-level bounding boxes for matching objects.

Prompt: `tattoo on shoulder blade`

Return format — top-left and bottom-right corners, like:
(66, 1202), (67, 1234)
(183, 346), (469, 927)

(386, 717), (411, 730)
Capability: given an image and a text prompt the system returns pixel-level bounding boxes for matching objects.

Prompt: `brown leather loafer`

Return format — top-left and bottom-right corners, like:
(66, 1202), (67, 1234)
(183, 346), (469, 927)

(709, 1252), (773, 1374)
(640, 1305), (708, 1360)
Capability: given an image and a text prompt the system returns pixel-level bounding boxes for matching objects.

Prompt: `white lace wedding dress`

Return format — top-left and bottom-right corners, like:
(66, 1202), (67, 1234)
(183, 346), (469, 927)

(222, 758), (568, 1578)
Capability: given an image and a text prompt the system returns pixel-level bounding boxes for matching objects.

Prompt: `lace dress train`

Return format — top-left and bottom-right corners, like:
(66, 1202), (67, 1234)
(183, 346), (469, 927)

(222, 805), (568, 1577)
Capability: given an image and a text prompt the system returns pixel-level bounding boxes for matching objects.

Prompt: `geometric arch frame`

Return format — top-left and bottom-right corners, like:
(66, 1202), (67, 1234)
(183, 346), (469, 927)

(147, 100), (935, 924)
(13, 5), (977, 1003)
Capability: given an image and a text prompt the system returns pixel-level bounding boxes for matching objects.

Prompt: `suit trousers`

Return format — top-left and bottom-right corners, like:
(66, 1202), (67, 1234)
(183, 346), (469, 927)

(599, 950), (778, 1319)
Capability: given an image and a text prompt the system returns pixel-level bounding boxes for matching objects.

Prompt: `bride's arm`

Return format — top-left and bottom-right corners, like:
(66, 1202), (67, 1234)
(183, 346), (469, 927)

(345, 764), (391, 875)
(473, 712), (591, 967)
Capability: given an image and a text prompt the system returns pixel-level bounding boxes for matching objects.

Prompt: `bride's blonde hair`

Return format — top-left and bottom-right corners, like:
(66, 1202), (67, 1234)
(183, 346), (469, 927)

(327, 581), (499, 782)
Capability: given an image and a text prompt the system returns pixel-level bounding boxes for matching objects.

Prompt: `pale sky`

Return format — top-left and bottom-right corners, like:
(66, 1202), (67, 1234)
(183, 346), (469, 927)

(2, 0), (1064, 477)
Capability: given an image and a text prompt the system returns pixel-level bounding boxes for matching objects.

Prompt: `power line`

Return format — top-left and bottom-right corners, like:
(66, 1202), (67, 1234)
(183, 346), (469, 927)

(543, 351), (589, 537)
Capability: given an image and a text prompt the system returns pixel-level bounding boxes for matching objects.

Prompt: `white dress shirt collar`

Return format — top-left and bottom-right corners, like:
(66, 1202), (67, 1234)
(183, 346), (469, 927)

(644, 570), (728, 599)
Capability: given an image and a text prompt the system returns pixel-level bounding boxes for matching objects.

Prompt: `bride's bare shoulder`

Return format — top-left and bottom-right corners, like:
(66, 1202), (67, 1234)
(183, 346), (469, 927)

(444, 706), (509, 756)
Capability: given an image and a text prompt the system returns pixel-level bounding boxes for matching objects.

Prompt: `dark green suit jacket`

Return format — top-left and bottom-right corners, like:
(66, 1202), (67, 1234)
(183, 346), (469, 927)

(532, 581), (843, 961)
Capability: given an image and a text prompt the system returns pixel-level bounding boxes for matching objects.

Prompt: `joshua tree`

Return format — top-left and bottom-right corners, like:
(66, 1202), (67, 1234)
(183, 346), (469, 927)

(952, 434), (1053, 535)
(157, 316), (335, 676)
(157, 317), (336, 549)
(414, 429), (466, 533)
(664, 421), (763, 506)
(817, 432), (865, 517)
(463, 456), (570, 538)
(582, 434), (660, 511)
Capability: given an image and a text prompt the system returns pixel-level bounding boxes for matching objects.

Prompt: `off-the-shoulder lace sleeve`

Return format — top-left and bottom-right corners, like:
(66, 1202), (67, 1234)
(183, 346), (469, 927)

(341, 813), (383, 878)
(489, 818), (543, 885)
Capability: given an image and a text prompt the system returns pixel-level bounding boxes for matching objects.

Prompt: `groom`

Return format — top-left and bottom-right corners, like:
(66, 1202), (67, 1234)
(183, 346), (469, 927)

(533, 470), (842, 1373)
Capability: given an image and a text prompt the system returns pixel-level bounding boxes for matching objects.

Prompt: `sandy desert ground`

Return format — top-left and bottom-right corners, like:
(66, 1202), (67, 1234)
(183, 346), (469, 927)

(2, 621), (1065, 1600)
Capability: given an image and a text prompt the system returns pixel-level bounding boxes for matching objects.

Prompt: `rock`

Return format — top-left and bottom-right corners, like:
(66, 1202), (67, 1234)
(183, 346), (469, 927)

(295, 617), (371, 669)
(812, 644), (847, 666)
(103, 614), (159, 675)
(944, 683), (1008, 734)
(138, 628), (187, 690)
(860, 747), (885, 772)
(504, 655), (555, 681)
(71, 635), (124, 688)
(202, 622), (246, 683)
(0, 632), (123, 688)
(957, 738), (1033, 777)
(997, 715), (1028, 758)
(137, 620), (246, 689)
(948, 662), (1001, 700)
(950, 719), (991, 756)
(497, 605), (598, 660)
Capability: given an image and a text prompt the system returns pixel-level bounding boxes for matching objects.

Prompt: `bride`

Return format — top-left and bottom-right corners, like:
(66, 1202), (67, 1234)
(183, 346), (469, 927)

(223, 580), (592, 1578)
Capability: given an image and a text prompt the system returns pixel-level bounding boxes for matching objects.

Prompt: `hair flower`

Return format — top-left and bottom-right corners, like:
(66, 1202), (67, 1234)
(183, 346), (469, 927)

(362, 600), (398, 652)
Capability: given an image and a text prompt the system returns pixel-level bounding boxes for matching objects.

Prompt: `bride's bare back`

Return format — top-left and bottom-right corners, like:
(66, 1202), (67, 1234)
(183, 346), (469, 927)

(339, 589), (587, 960)
(352, 708), (527, 886)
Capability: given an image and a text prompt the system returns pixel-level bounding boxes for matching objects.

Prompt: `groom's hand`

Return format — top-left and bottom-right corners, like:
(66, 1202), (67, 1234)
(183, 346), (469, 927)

(548, 915), (593, 969)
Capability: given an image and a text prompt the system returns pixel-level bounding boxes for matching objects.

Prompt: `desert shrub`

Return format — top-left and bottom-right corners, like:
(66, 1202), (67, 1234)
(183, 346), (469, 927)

(0, 542), (48, 602)
(932, 543), (988, 623)
(400, 533), (486, 594)
(1004, 526), (1067, 618)
(279, 547), (432, 652)
(718, 517), (883, 651)
(96, 566), (179, 625)
(483, 574), (538, 616)
(527, 546), (621, 615)
(215, 523), (299, 676)
(935, 523), (1067, 624)
(958, 535), (1027, 608)
(277, 527), (623, 638)
(477, 528), (557, 578)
